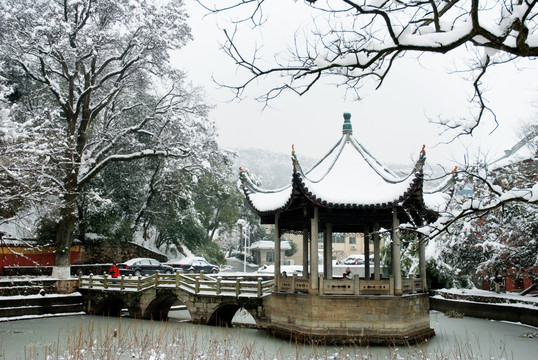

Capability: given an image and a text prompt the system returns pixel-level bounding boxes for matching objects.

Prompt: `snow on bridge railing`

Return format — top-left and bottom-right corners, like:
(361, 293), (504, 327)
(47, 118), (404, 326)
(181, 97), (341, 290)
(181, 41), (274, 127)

(78, 271), (274, 297)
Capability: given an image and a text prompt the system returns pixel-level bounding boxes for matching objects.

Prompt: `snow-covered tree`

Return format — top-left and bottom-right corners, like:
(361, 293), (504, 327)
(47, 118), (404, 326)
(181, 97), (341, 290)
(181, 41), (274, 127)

(148, 150), (238, 265)
(192, 159), (242, 242)
(429, 121), (537, 233)
(78, 142), (225, 250)
(0, 0), (218, 277)
(429, 129), (537, 288)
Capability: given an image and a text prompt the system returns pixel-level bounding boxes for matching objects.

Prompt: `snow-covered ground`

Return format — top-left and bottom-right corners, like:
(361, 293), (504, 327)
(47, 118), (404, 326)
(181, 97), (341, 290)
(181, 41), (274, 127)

(1, 307), (537, 359)
(0, 311), (86, 323)
(220, 257), (260, 273)
(0, 292), (81, 300)
(434, 287), (538, 309)
(0, 275), (77, 283)
(255, 264), (304, 276)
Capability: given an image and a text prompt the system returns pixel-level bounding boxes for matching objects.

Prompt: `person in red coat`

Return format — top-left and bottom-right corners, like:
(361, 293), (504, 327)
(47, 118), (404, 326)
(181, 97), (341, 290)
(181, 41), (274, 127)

(343, 267), (352, 278)
(109, 262), (120, 278)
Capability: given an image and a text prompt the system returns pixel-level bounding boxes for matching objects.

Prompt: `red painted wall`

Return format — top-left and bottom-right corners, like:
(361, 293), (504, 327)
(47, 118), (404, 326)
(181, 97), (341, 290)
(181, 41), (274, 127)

(0, 243), (80, 275)
(505, 267), (537, 292)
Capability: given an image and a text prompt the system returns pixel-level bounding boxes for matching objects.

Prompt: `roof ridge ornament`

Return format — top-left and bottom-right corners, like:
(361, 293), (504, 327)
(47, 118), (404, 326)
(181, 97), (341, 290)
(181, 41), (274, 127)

(239, 167), (247, 186)
(417, 144), (426, 169)
(291, 144), (300, 171)
(342, 112), (353, 135)
(450, 166), (458, 183)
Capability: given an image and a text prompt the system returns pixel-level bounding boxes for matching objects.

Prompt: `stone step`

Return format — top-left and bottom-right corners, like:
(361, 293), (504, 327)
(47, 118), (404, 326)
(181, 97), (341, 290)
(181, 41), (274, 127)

(0, 278), (78, 297)
(0, 278), (59, 296)
(0, 278), (57, 287)
(0, 293), (83, 320)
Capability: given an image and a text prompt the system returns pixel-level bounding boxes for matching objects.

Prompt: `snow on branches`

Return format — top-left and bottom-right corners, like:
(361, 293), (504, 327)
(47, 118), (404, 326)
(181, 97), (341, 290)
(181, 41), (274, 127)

(0, 0), (220, 271)
(198, 0), (537, 134)
(426, 135), (537, 286)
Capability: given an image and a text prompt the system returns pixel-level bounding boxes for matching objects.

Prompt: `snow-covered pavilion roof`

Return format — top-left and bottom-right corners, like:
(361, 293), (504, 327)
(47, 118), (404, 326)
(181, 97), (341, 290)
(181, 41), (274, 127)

(240, 113), (430, 217)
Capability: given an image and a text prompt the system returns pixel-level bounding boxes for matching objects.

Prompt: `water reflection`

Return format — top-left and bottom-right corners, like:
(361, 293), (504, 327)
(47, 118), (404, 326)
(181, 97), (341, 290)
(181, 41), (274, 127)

(0, 311), (536, 359)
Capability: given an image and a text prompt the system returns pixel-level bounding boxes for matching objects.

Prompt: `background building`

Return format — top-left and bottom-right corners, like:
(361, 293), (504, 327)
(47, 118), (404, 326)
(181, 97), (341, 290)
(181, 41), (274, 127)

(250, 240), (291, 266)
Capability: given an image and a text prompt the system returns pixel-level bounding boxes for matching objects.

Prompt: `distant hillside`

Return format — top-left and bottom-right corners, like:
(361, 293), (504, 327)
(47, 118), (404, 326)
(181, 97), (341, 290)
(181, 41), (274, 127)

(233, 148), (316, 189)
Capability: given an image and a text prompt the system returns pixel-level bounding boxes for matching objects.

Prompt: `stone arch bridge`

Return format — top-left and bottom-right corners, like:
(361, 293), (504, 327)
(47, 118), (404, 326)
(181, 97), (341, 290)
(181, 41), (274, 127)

(77, 272), (273, 328)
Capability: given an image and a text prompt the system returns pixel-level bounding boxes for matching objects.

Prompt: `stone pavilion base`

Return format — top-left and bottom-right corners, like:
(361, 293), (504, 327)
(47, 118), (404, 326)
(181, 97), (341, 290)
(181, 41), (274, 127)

(266, 292), (434, 345)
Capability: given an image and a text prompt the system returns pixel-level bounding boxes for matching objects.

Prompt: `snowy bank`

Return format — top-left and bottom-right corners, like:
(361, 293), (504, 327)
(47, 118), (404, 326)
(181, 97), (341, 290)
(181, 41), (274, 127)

(431, 288), (538, 327)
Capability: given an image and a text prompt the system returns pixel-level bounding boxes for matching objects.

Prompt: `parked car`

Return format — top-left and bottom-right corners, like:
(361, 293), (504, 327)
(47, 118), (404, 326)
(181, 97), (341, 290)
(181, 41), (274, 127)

(118, 258), (174, 276)
(343, 254), (365, 265)
(168, 256), (220, 274)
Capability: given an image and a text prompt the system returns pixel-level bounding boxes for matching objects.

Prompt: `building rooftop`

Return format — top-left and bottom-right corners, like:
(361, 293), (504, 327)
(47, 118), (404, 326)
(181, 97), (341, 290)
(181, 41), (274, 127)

(240, 113), (431, 216)
(249, 240), (292, 250)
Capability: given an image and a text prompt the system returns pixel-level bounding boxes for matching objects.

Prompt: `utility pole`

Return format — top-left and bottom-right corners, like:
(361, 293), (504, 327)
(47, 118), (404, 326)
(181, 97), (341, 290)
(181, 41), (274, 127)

(239, 224), (247, 273)
(243, 230), (247, 273)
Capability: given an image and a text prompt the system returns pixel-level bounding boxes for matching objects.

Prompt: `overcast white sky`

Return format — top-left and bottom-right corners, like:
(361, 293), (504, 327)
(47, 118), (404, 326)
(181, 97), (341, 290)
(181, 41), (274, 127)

(177, 2), (537, 170)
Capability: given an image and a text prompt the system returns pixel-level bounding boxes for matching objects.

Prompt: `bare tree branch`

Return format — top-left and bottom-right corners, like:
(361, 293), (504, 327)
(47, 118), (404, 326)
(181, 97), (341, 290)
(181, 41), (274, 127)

(199, 0), (537, 132)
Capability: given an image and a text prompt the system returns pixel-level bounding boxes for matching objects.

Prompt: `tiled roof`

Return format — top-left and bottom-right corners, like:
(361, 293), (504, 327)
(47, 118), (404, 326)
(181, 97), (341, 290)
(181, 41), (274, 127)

(240, 114), (427, 215)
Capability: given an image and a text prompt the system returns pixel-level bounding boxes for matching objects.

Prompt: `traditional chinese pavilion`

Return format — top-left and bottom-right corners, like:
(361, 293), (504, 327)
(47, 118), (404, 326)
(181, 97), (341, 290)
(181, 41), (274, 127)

(240, 113), (438, 344)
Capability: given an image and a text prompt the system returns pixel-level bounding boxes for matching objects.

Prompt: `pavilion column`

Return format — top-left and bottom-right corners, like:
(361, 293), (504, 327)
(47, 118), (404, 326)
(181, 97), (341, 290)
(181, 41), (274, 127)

(310, 206), (319, 293)
(302, 225), (309, 279)
(392, 209), (402, 296)
(419, 234), (427, 292)
(324, 222), (333, 279)
(364, 231), (370, 279)
(274, 212), (281, 290)
(373, 224), (381, 281)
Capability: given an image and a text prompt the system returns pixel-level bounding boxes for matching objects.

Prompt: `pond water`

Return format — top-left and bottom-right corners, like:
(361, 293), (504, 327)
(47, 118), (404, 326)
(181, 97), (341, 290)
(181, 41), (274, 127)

(0, 310), (536, 359)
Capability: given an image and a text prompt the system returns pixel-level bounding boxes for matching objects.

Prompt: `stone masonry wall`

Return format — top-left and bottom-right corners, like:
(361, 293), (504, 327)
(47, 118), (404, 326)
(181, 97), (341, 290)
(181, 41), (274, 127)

(74, 240), (168, 264)
(268, 292), (433, 344)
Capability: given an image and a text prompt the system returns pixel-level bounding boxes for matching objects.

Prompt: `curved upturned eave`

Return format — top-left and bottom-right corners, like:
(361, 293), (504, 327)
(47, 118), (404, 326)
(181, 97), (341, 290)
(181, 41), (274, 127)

(242, 184), (294, 216)
(405, 175), (440, 223)
(238, 164), (294, 215)
(239, 166), (295, 215)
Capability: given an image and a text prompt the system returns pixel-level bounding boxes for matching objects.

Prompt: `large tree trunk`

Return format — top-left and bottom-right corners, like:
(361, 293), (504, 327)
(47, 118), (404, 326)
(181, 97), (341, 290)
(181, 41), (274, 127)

(52, 176), (79, 279)
(52, 208), (77, 279)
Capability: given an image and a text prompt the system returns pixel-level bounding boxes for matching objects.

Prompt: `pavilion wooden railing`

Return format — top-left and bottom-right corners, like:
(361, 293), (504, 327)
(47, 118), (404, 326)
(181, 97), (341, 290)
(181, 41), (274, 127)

(78, 271), (274, 298)
(358, 278), (394, 295)
(278, 275), (310, 293)
(401, 275), (425, 294)
(278, 274), (425, 296)
(320, 277), (359, 295)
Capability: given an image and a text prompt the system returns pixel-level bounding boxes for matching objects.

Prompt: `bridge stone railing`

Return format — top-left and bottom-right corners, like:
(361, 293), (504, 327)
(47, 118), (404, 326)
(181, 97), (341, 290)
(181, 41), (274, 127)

(78, 271), (275, 298)
(79, 271), (423, 297)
